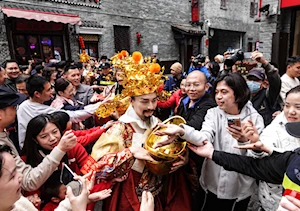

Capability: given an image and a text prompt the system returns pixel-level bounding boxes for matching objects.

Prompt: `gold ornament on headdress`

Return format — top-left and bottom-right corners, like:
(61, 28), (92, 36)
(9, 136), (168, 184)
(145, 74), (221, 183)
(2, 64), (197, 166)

(95, 50), (167, 118)
(78, 50), (90, 63)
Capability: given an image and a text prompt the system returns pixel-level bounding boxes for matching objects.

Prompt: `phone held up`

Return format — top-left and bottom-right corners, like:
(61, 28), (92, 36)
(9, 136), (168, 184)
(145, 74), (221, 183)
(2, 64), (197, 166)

(227, 118), (241, 127)
(60, 163), (82, 196)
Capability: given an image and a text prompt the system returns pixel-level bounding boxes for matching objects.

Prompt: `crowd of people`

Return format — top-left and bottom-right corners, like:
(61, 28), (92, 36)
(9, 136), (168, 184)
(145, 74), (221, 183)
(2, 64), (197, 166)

(0, 49), (300, 211)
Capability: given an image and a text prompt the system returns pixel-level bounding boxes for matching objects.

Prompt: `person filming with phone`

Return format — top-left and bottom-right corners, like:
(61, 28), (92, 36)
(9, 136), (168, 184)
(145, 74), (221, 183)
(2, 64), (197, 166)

(153, 72), (265, 211)
(246, 51), (281, 126)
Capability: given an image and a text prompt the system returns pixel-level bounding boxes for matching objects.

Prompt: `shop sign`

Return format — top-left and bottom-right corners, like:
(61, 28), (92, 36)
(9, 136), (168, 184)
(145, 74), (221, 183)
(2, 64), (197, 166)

(16, 20), (63, 32)
(191, 0), (199, 23)
(281, 0), (300, 8)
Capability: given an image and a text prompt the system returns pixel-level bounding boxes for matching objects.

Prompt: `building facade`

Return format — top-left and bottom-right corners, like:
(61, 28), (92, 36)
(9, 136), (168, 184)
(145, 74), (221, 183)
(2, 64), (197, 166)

(258, 0), (300, 75)
(0, 0), (211, 72)
(199, 0), (260, 60)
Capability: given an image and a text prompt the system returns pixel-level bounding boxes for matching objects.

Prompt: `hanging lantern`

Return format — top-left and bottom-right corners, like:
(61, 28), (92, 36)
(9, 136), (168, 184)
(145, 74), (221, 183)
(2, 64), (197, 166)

(78, 36), (85, 49)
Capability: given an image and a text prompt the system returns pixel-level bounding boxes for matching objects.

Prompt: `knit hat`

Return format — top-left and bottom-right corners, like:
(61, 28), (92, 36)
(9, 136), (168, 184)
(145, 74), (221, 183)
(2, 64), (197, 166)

(170, 62), (182, 73)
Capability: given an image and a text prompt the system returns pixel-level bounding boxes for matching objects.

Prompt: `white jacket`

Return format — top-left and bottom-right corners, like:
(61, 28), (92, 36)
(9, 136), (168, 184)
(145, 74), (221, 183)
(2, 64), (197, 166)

(258, 112), (300, 211)
(17, 100), (99, 149)
(181, 101), (265, 201)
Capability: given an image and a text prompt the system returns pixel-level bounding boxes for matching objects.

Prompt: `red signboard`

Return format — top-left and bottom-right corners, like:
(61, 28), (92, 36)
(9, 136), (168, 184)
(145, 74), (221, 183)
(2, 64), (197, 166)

(191, 0), (199, 23)
(281, 0), (300, 8)
(16, 19), (63, 32)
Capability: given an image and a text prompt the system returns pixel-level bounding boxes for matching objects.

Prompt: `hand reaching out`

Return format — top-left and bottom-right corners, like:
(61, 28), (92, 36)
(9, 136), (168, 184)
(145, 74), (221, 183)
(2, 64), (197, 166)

(88, 189), (112, 202)
(153, 123), (184, 148)
(129, 146), (155, 162)
(234, 140), (271, 154)
(188, 141), (214, 159)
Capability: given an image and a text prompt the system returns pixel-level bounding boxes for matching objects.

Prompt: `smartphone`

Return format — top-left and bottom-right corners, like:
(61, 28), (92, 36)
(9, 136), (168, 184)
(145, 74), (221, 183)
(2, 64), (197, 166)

(60, 163), (82, 196)
(227, 118), (241, 127)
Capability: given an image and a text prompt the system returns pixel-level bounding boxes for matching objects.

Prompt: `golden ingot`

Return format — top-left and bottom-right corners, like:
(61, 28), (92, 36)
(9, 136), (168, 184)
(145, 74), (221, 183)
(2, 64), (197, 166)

(144, 116), (187, 175)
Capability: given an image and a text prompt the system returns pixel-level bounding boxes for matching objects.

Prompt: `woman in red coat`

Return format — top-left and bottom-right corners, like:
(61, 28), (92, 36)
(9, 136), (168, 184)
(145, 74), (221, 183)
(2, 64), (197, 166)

(157, 79), (186, 115)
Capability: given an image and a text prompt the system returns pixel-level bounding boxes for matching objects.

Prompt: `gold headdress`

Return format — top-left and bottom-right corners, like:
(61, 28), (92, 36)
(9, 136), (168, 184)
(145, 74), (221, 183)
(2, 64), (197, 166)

(95, 50), (167, 118)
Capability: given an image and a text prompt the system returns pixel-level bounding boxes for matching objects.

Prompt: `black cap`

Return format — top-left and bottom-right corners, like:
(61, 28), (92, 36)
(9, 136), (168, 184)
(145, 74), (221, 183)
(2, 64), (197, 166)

(247, 68), (266, 81)
(0, 86), (26, 109)
(101, 62), (111, 69)
(286, 122), (300, 138)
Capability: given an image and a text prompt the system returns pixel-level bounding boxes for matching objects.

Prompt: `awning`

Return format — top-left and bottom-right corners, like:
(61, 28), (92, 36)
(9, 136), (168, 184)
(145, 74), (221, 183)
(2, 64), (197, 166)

(1, 7), (82, 25)
(172, 24), (206, 36)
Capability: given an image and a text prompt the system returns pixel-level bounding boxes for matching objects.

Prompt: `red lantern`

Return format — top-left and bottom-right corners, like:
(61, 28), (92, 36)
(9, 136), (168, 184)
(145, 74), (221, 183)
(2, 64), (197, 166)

(78, 36), (85, 49)
(136, 32), (142, 45)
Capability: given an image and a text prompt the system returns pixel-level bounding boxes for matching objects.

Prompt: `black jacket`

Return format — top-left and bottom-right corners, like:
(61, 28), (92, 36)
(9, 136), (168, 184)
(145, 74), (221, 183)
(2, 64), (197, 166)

(212, 149), (300, 184)
(177, 93), (216, 173)
(177, 93), (217, 130)
(4, 78), (17, 92)
(251, 63), (281, 126)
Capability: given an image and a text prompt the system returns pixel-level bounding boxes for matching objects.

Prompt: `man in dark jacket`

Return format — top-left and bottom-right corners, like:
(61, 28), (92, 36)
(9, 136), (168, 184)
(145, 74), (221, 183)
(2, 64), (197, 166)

(177, 70), (216, 211)
(177, 71), (216, 130)
(3, 59), (20, 92)
(188, 121), (300, 211)
(246, 51), (281, 126)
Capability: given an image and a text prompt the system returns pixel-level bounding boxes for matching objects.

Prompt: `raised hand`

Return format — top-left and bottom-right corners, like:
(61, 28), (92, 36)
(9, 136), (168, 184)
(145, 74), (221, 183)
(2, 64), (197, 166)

(242, 120), (259, 143)
(251, 51), (268, 65)
(57, 130), (77, 152)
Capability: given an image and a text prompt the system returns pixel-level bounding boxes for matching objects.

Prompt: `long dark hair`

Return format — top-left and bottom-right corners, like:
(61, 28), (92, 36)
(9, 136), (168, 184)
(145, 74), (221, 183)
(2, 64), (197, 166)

(50, 111), (70, 132)
(21, 114), (67, 167)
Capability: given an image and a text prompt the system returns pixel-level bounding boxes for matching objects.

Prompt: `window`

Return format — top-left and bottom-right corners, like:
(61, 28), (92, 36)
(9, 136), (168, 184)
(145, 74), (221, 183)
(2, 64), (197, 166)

(250, 1), (258, 18)
(13, 34), (65, 63)
(114, 25), (130, 53)
(79, 42), (99, 58)
(220, 0), (226, 10)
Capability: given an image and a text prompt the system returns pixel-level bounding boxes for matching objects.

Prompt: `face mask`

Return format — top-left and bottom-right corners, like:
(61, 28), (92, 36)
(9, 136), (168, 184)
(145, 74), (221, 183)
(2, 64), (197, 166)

(247, 81), (261, 93)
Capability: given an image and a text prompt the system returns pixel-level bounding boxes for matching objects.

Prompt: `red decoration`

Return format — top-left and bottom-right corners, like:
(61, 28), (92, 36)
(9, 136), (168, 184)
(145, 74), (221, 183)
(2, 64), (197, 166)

(136, 32), (142, 45)
(191, 0), (199, 23)
(205, 38), (209, 47)
(281, 0), (300, 8)
(78, 36), (85, 49)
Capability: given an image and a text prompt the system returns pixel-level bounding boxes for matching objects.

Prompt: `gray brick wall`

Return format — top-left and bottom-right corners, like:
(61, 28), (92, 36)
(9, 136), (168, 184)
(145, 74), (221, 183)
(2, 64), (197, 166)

(257, 0), (280, 61)
(0, 14), (10, 61)
(200, 0), (260, 56)
(0, 0), (192, 62)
